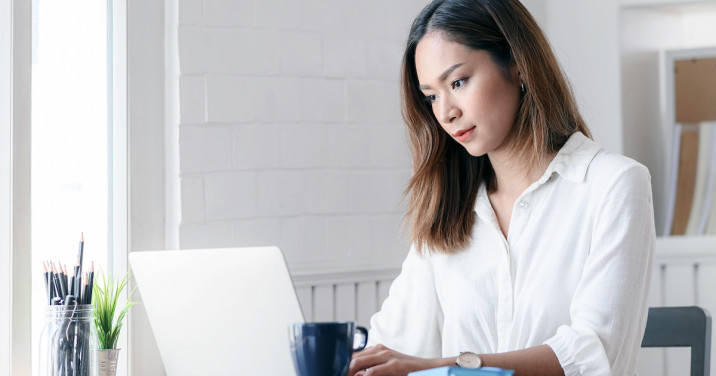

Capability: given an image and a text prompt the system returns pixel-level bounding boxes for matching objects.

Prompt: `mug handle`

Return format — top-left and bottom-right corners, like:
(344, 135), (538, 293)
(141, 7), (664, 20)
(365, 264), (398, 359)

(354, 326), (368, 351)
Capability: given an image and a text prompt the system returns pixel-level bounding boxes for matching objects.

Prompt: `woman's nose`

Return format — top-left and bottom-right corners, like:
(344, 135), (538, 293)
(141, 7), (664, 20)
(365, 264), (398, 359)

(437, 98), (461, 124)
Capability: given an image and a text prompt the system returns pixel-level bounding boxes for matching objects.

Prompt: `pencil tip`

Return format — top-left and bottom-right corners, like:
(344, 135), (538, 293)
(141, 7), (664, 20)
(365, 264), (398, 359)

(81, 232), (84, 242)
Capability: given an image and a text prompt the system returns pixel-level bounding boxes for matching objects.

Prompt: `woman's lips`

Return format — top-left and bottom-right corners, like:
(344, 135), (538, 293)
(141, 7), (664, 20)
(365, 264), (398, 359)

(452, 126), (476, 142)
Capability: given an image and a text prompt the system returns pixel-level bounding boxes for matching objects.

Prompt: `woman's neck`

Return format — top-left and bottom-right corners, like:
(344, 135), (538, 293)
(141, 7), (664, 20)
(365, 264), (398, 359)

(487, 148), (555, 198)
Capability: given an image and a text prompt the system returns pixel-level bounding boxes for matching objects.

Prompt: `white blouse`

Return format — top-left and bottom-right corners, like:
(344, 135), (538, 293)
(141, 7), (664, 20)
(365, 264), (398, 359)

(368, 132), (656, 375)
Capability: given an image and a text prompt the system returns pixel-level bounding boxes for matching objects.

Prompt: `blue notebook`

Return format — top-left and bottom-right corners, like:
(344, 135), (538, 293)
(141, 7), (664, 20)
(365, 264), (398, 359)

(408, 366), (515, 376)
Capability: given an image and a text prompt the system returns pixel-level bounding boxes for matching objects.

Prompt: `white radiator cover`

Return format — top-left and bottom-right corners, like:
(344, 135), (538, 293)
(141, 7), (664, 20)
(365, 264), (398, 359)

(291, 235), (716, 375)
(291, 268), (400, 328)
(639, 236), (716, 376)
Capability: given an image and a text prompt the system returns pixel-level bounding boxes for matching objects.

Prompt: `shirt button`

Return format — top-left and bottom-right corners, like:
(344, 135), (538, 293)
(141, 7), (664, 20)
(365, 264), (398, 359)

(519, 200), (529, 208)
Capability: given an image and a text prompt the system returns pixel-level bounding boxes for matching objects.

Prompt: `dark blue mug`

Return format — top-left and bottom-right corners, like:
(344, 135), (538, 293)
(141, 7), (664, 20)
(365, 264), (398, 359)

(289, 322), (368, 376)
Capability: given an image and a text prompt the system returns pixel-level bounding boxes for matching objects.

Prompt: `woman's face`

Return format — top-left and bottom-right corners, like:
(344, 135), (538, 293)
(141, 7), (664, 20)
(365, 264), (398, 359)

(415, 32), (521, 157)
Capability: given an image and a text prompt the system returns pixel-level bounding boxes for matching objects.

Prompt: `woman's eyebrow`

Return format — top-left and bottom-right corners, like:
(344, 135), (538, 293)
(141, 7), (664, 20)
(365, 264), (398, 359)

(419, 63), (465, 90)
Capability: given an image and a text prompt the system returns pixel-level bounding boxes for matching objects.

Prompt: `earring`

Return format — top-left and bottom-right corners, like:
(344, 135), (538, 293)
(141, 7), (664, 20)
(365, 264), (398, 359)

(521, 82), (525, 93)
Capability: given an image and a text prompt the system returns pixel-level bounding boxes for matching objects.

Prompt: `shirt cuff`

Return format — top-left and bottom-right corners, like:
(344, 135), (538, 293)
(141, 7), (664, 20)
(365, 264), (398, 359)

(543, 325), (613, 376)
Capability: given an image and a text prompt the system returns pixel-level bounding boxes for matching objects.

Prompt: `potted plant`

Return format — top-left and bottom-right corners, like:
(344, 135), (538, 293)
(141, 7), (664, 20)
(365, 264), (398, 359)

(93, 270), (137, 376)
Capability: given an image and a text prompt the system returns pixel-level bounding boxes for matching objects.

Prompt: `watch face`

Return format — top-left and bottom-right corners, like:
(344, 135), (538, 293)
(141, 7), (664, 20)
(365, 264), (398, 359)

(457, 352), (482, 368)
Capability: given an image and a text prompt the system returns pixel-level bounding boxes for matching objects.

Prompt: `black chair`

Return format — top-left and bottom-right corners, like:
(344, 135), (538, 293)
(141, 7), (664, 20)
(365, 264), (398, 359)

(641, 306), (712, 376)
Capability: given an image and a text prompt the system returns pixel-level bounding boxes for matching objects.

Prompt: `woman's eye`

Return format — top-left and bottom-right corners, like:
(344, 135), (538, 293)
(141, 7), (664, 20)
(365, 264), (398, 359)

(451, 78), (467, 89)
(423, 94), (437, 105)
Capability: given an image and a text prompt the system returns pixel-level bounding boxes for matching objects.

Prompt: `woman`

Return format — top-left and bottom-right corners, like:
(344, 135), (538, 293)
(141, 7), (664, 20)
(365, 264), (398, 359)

(348, 0), (655, 375)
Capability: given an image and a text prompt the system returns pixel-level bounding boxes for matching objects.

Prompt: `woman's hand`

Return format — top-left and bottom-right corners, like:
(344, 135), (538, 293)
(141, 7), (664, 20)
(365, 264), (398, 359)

(348, 344), (449, 376)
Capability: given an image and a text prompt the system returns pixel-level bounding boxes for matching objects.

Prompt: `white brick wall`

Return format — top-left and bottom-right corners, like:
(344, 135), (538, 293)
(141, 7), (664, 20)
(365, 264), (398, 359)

(175, 0), (429, 269)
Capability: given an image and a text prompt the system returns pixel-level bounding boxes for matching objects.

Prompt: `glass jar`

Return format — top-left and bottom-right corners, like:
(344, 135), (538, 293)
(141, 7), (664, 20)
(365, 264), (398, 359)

(39, 304), (98, 376)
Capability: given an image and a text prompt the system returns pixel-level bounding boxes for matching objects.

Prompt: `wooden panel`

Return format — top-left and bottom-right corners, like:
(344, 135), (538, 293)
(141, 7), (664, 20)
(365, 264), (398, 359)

(334, 283), (356, 322)
(663, 264), (696, 306)
(671, 127), (699, 235)
(356, 281), (378, 328)
(313, 284), (334, 322)
(675, 57), (716, 123)
(295, 286), (312, 322)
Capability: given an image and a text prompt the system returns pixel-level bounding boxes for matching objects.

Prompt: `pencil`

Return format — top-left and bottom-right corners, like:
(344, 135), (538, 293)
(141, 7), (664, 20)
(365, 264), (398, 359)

(69, 275), (75, 303)
(82, 275), (90, 304)
(74, 256), (81, 297)
(63, 264), (69, 299)
(51, 265), (63, 303)
(56, 263), (62, 296)
(52, 263), (58, 295)
(88, 263), (95, 305)
(77, 233), (84, 295)
(43, 261), (51, 305)
(48, 262), (57, 303)
(62, 263), (69, 296)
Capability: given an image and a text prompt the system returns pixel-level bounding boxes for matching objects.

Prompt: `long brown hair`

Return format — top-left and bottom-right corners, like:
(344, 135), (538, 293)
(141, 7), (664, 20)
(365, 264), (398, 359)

(402, 0), (591, 254)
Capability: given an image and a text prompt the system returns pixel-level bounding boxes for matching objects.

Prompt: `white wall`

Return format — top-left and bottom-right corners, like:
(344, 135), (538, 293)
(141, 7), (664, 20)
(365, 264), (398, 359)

(518, 0), (626, 152)
(521, 0), (547, 26)
(173, 0), (433, 271)
(545, 0), (623, 153)
(169, 0), (586, 273)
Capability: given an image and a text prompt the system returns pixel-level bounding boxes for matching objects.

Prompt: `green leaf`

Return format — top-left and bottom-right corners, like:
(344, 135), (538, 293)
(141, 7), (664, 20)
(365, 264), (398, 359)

(92, 269), (140, 349)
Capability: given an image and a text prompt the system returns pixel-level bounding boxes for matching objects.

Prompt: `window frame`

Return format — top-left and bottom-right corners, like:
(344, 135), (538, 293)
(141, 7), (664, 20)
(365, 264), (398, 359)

(110, 0), (130, 373)
(2, 0), (32, 374)
(0, 0), (13, 371)
(1, 0), (129, 373)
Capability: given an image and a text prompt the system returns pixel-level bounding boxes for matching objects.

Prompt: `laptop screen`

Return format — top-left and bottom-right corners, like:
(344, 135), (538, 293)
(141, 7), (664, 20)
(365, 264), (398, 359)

(130, 247), (304, 376)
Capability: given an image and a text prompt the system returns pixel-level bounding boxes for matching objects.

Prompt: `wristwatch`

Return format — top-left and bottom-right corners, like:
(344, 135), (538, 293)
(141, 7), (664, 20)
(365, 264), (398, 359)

(456, 351), (483, 368)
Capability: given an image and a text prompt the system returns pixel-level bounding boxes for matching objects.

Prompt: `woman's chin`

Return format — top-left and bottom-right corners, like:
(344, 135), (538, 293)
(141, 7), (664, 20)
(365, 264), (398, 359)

(462, 143), (488, 158)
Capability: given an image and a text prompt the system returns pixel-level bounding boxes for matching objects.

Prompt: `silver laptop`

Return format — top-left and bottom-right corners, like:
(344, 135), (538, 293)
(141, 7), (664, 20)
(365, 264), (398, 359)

(129, 247), (304, 376)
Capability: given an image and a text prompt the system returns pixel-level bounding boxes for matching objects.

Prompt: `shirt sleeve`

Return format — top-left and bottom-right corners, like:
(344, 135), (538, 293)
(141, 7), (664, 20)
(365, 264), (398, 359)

(368, 245), (443, 358)
(544, 162), (656, 375)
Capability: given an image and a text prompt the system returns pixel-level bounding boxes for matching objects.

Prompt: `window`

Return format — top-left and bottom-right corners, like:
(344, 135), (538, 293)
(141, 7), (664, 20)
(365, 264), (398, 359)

(30, 0), (127, 374)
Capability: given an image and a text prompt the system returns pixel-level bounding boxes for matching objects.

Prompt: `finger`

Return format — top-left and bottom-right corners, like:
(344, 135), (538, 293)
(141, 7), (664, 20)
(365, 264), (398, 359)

(350, 345), (385, 363)
(348, 352), (391, 375)
(364, 362), (396, 376)
(353, 345), (382, 356)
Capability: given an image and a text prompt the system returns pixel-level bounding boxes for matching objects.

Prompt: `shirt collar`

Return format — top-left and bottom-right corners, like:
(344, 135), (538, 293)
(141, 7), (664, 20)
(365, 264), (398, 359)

(474, 132), (601, 216)
(545, 131), (601, 184)
(475, 183), (496, 224)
